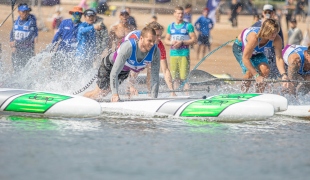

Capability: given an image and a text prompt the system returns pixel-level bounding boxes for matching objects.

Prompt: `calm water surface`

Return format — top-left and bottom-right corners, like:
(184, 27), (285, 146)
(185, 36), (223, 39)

(0, 113), (310, 180)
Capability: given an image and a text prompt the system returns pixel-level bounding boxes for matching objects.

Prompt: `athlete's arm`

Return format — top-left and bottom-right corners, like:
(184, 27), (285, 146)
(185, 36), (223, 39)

(110, 41), (132, 97)
(287, 53), (301, 94)
(274, 35), (287, 77)
(242, 32), (259, 78)
(164, 24), (173, 46)
(182, 23), (197, 46)
(150, 47), (161, 98)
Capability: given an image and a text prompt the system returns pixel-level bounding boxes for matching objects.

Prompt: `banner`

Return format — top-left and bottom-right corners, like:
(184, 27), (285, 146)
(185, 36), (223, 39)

(206, 0), (220, 23)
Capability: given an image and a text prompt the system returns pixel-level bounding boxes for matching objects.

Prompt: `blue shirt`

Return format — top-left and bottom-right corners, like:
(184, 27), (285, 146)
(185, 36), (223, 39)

(76, 22), (97, 60)
(10, 14), (37, 48)
(194, 15), (214, 36)
(52, 19), (80, 52)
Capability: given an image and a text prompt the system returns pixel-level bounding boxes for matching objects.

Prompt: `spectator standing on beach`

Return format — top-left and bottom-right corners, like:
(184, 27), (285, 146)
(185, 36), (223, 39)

(164, 6), (197, 91)
(151, 15), (157, 22)
(51, 6), (83, 72)
(284, 0), (296, 30)
(10, 3), (38, 74)
(108, 10), (136, 53)
(194, 8), (214, 59)
(288, 18), (303, 45)
(125, 7), (137, 29)
(229, 0), (242, 27)
(183, 4), (192, 23)
(76, 9), (103, 71)
(295, 0), (307, 22)
(252, 4), (284, 79)
(52, 9), (63, 34)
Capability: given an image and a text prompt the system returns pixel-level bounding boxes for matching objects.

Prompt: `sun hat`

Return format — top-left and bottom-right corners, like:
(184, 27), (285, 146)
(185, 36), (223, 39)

(69, 6), (83, 15)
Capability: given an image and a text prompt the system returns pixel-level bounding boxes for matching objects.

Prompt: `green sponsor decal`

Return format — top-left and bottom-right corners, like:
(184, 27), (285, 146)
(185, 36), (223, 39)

(181, 99), (243, 117)
(5, 92), (71, 113)
(209, 93), (261, 100)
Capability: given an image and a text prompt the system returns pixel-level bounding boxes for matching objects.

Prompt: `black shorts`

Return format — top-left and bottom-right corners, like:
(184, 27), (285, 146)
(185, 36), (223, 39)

(198, 34), (210, 46)
(96, 54), (130, 90)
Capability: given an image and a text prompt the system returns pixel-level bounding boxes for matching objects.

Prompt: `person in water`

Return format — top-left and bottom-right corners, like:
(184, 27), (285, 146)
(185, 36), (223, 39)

(232, 19), (288, 92)
(282, 45), (310, 95)
(84, 27), (161, 102)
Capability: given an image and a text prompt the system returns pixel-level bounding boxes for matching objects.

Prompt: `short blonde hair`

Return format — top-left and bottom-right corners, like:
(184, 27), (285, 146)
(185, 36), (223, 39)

(257, 19), (280, 39)
(141, 26), (156, 38)
(174, 6), (184, 12)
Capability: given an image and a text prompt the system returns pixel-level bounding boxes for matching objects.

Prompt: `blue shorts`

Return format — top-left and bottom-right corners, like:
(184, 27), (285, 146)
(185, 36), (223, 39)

(232, 39), (269, 74)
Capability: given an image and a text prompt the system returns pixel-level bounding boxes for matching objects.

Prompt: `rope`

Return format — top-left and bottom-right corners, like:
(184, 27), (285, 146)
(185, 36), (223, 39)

(138, 87), (210, 94)
(178, 39), (235, 90)
(72, 74), (97, 95)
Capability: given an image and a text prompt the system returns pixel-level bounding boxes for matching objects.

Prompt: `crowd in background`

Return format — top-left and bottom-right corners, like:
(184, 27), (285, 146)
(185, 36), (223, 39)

(4, 0), (310, 97)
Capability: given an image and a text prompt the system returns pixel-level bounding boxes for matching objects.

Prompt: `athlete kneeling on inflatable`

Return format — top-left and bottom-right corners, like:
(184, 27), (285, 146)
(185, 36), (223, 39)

(84, 27), (160, 102)
(233, 19), (288, 92)
(282, 45), (310, 95)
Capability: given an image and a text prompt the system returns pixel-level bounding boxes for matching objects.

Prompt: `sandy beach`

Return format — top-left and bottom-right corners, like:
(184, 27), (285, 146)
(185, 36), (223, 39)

(0, 3), (307, 79)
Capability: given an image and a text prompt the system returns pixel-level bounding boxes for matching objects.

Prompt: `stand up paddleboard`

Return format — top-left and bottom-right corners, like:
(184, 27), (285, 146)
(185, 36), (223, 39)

(0, 88), (101, 117)
(100, 98), (275, 122)
(276, 105), (310, 118)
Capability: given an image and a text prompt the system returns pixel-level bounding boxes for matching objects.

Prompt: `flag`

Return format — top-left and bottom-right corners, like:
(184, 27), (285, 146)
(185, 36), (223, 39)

(206, 0), (220, 23)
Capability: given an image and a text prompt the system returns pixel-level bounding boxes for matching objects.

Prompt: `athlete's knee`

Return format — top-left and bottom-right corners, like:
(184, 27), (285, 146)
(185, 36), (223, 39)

(258, 63), (270, 77)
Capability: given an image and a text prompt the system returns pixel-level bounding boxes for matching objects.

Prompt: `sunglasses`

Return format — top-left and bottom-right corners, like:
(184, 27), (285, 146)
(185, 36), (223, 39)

(72, 12), (82, 15)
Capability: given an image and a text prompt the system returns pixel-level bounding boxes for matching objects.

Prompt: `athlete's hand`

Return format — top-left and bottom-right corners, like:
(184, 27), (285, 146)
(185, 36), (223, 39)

(94, 24), (102, 31)
(130, 87), (138, 96)
(281, 74), (289, 89)
(111, 94), (120, 102)
(255, 76), (264, 83)
(173, 41), (183, 48)
(170, 92), (177, 97)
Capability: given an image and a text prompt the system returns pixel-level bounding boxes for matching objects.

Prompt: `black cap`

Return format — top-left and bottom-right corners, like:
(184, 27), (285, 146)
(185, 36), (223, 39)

(84, 9), (96, 16)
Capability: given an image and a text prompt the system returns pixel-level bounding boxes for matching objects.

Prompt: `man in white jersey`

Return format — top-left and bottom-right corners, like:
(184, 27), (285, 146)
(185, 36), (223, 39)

(84, 27), (160, 102)
(282, 45), (310, 95)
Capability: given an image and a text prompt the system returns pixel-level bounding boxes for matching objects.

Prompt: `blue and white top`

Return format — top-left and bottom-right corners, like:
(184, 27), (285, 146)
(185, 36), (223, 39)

(282, 45), (310, 75)
(241, 27), (273, 55)
(113, 39), (156, 72)
(10, 15), (37, 48)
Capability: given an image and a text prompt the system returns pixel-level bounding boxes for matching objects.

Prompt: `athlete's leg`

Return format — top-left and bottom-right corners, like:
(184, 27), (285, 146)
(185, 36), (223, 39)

(160, 60), (176, 96)
(170, 56), (180, 90)
(179, 56), (190, 93)
(252, 54), (270, 93)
